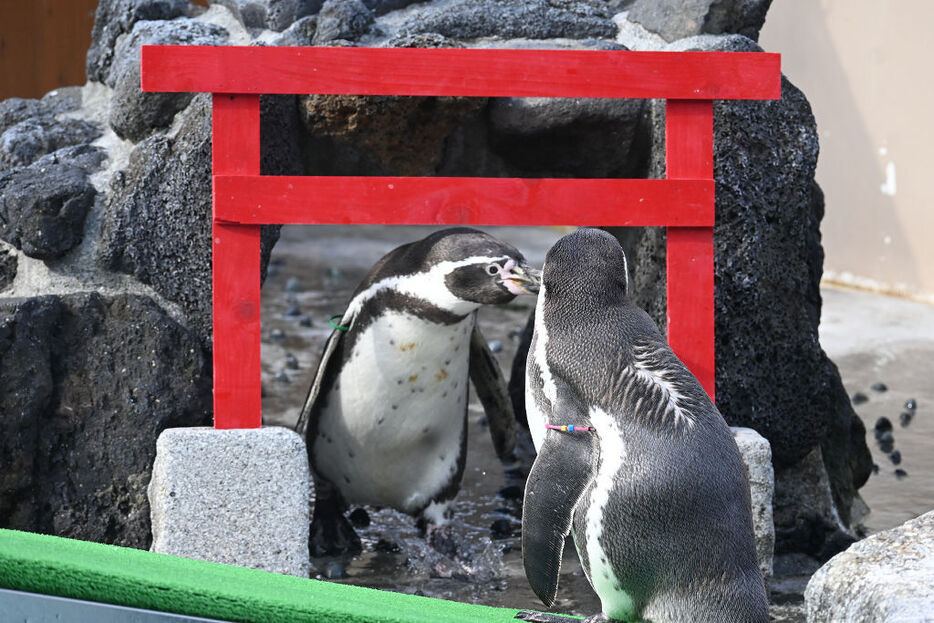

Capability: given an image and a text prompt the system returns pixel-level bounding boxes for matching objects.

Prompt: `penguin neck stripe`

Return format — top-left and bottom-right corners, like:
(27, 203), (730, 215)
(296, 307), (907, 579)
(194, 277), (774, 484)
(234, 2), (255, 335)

(545, 423), (594, 433)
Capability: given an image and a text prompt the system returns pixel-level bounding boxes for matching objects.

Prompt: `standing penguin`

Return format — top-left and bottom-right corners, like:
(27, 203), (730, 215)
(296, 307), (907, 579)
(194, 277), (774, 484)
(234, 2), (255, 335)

(521, 228), (768, 623)
(295, 227), (540, 556)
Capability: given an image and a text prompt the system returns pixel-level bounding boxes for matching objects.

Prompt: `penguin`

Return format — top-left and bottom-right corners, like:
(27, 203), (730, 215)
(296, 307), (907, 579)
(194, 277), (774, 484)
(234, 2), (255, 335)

(520, 228), (768, 623)
(295, 227), (541, 557)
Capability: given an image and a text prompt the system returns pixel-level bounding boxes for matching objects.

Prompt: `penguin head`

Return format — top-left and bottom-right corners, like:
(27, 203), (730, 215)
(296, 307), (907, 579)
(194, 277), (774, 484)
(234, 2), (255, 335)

(542, 228), (629, 304)
(430, 228), (541, 305)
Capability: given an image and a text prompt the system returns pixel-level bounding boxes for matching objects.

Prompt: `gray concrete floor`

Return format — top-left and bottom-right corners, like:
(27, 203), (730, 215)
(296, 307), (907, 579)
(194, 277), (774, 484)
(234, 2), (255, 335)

(819, 285), (934, 533)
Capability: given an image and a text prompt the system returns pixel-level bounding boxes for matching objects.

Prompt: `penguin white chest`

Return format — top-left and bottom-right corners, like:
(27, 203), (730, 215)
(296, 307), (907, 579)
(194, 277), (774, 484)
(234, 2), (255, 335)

(314, 312), (473, 513)
(580, 407), (637, 621)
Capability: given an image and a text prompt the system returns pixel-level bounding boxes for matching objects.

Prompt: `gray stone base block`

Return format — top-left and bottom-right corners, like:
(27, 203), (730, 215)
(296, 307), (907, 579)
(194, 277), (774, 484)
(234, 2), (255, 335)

(805, 510), (934, 622)
(148, 426), (310, 577)
(732, 426), (775, 585)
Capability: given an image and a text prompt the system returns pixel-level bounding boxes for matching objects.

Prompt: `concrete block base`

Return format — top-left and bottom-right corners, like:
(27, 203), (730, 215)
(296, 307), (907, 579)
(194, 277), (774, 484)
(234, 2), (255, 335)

(148, 426), (310, 577)
(732, 426), (776, 585)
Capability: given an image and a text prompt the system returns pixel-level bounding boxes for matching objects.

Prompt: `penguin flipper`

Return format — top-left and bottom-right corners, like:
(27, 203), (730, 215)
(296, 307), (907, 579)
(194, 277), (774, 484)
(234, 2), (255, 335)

(522, 398), (597, 606)
(468, 323), (517, 459)
(294, 327), (343, 437)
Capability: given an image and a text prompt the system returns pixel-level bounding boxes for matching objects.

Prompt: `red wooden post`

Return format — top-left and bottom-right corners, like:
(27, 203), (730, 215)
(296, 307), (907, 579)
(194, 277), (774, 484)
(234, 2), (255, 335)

(665, 99), (715, 401)
(212, 93), (262, 428)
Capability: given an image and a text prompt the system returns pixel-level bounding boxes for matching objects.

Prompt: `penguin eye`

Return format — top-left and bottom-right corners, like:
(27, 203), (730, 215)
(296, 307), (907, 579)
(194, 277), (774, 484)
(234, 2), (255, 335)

(485, 263), (500, 276)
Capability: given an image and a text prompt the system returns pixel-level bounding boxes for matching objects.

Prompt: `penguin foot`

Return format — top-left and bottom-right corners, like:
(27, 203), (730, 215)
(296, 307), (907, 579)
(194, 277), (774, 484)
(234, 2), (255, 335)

(425, 523), (459, 559)
(310, 508), (362, 557)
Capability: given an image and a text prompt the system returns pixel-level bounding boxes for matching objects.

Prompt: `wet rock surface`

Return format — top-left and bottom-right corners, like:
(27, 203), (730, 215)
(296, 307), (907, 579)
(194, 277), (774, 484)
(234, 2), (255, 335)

(0, 293), (210, 547)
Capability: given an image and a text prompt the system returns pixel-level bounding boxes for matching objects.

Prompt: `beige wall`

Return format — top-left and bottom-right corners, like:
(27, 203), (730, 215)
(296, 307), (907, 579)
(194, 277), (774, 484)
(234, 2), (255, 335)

(759, 0), (934, 302)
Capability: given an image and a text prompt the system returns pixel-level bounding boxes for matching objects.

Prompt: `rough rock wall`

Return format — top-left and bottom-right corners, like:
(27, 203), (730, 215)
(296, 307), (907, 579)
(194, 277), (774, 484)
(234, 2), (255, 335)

(0, 0), (869, 559)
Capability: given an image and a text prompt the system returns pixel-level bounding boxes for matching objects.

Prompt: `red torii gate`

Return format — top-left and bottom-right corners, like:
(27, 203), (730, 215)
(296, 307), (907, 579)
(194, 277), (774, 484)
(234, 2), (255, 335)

(141, 45), (781, 429)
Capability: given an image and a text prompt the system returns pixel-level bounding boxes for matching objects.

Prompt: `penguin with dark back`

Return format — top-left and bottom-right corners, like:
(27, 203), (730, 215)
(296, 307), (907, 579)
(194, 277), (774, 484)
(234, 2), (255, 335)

(295, 227), (541, 556)
(519, 228), (768, 623)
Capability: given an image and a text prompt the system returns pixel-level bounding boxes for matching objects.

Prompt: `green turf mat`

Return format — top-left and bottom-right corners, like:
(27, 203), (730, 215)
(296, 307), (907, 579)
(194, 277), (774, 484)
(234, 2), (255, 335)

(0, 529), (551, 623)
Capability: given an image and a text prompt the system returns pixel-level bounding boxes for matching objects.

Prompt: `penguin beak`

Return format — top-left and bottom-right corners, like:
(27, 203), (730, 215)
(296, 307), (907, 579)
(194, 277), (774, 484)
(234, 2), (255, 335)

(502, 262), (542, 295)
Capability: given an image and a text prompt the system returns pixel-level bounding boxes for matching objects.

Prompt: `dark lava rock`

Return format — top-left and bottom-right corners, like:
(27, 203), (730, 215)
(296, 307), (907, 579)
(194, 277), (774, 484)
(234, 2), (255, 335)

(86, 0), (191, 83)
(32, 144), (107, 176)
(212, 0), (322, 32)
(99, 93), (287, 347)
(108, 19), (229, 141)
(905, 398), (917, 411)
(870, 382), (888, 393)
(611, 34), (871, 558)
(899, 411), (913, 428)
(0, 163), (97, 259)
(890, 450), (902, 466)
(0, 88), (83, 136)
(321, 560), (347, 578)
(348, 507), (370, 528)
(285, 304), (302, 317)
(0, 293), (211, 547)
(395, 0), (617, 40)
(299, 315), (313, 327)
(0, 246), (15, 291)
(851, 392), (869, 405)
(312, 0), (374, 44)
(894, 469), (908, 480)
(274, 14), (318, 45)
(274, 370), (290, 383)
(284, 353), (300, 369)
(625, 0), (772, 43)
(363, 0), (422, 17)
(873, 417), (893, 434)
(0, 116), (102, 169)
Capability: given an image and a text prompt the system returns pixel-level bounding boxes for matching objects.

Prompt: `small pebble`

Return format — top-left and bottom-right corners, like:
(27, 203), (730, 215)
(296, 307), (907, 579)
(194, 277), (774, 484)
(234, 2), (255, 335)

(895, 468), (908, 480)
(322, 561), (346, 579)
(874, 417), (893, 433)
(490, 518), (513, 539)
(851, 392), (868, 405)
(285, 304), (302, 317)
(870, 382), (888, 392)
(299, 315), (313, 327)
(497, 484), (524, 500)
(275, 370), (290, 383)
(348, 507), (370, 528)
(285, 277), (301, 292)
(900, 411), (914, 427)
(267, 264), (279, 277)
(269, 328), (286, 341)
(871, 463), (879, 474)
(328, 266), (341, 280)
(876, 431), (894, 453)
(373, 537), (401, 553)
(890, 450), (902, 465)
(284, 353), (299, 370)
(905, 398), (917, 411)
(488, 340), (503, 353)
(270, 257), (285, 267)
(508, 327), (524, 340)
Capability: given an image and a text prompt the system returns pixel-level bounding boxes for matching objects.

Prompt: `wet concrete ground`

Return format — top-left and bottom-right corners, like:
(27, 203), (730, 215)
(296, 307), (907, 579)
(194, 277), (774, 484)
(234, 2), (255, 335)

(260, 225), (932, 622)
